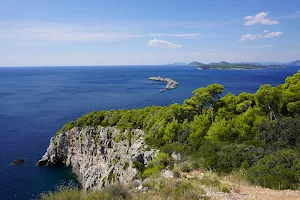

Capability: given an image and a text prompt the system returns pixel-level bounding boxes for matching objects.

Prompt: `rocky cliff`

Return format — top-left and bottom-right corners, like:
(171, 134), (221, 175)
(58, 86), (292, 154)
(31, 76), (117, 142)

(38, 126), (159, 190)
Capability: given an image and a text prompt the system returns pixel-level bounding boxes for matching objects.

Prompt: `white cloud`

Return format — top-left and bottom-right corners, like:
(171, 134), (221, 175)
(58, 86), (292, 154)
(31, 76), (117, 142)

(244, 12), (279, 26)
(239, 32), (283, 41)
(263, 31), (283, 38)
(239, 34), (261, 41)
(148, 39), (181, 48)
(264, 29), (268, 33)
(147, 33), (200, 37)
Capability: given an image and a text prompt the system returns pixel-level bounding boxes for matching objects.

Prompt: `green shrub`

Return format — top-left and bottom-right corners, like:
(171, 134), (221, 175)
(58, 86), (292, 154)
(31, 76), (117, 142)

(246, 149), (300, 189)
(142, 152), (170, 177)
(180, 162), (193, 173)
(258, 117), (300, 150)
(41, 184), (127, 200)
(143, 165), (161, 177)
(218, 183), (231, 193)
(173, 182), (193, 196)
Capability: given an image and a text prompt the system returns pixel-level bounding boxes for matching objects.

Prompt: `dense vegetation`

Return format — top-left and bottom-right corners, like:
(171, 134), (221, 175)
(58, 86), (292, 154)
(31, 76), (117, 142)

(57, 70), (300, 190)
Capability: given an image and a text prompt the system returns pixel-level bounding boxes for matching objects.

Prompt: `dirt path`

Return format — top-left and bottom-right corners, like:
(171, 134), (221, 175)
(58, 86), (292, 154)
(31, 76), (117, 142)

(203, 184), (300, 200)
(234, 185), (300, 200)
(184, 170), (300, 200)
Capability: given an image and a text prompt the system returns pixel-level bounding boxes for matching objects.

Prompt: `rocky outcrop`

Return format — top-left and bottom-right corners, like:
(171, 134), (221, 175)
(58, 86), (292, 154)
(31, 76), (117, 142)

(10, 159), (24, 166)
(149, 76), (178, 92)
(38, 126), (159, 190)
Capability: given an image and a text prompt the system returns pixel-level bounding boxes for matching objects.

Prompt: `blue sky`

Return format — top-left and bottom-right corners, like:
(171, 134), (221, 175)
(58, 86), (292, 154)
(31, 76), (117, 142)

(0, 0), (300, 66)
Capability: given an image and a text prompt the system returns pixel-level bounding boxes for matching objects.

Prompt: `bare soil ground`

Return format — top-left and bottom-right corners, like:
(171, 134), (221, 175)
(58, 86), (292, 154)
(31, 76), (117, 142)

(184, 170), (300, 200)
(204, 184), (300, 200)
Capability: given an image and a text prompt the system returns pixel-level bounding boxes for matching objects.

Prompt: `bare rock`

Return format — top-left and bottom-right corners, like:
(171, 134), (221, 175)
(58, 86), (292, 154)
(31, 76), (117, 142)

(10, 159), (24, 166)
(38, 126), (159, 190)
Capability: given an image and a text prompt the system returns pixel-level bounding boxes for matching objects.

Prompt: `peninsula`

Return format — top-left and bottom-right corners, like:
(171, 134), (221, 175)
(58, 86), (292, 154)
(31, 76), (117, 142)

(148, 76), (178, 92)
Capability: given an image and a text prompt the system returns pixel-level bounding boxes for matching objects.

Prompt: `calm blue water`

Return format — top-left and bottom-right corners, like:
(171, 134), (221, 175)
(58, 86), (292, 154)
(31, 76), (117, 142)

(0, 65), (299, 199)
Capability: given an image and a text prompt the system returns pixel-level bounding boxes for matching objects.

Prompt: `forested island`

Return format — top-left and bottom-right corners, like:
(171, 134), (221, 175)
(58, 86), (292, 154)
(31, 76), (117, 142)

(189, 61), (283, 70)
(40, 71), (300, 199)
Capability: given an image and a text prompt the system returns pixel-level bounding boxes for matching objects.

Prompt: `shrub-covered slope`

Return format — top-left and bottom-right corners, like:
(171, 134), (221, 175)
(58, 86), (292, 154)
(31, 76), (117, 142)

(56, 70), (300, 189)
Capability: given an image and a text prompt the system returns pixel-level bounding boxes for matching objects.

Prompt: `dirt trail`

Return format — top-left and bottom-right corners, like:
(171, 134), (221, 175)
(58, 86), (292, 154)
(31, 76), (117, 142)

(233, 185), (300, 200)
(185, 170), (300, 200)
(203, 182), (300, 200)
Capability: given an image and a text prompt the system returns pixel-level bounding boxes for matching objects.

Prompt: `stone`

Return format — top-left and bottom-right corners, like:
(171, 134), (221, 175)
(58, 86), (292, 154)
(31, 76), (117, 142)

(171, 152), (181, 161)
(148, 76), (178, 91)
(161, 169), (174, 178)
(37, 126), (159, 190)
(10, 159), (24, 166)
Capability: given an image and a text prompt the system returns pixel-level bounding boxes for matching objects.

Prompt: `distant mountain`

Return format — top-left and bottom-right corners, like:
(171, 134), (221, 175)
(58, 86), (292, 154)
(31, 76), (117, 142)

(166, 62), (188, 66)
(290, 60), (300, 66)
(189, 61), (205, 66)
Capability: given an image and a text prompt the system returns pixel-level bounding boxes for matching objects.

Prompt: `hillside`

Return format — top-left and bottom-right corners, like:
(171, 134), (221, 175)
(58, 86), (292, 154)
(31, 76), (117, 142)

(40, 70), (300, 198)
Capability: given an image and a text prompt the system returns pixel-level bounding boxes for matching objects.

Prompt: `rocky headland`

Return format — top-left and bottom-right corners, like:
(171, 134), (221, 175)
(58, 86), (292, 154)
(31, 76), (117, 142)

(148, 76), (178, 92)
(38, 126), (159, 190)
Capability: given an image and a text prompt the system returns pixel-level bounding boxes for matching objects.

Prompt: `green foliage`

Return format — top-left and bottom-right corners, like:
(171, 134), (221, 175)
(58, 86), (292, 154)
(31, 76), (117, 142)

(143, 152), (170, 177)
(163, 120), (179, 143)
(189, 114), (211, 149)
(179, 162), (193, 173)
(258, 117), (300, 150)
(41, 184), (128, 200)
(246, 149), (300, 189)
(141, 178), (207, 200)
(143, 165), (161, 177)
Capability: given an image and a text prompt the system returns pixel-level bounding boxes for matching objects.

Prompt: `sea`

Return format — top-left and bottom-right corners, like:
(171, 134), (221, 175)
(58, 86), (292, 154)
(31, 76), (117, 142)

(0, 65), (299, 200)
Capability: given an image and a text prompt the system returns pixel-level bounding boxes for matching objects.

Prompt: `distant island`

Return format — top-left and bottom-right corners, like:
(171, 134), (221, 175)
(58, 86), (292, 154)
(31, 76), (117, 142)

(148, 76), (178, 92)
(188, 61), (283, 70)
(290, 60), (300, 66)
(166, 60), (300, 68)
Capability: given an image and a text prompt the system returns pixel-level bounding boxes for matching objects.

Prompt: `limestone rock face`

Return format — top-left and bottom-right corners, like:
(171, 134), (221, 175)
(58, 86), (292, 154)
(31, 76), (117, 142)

(38, 126), (159, 190)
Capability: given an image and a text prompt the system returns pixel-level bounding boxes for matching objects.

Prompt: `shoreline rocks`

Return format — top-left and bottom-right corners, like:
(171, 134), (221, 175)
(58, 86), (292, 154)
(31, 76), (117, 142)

(10, 159), (24, 166)
(149, 76), (178, 92)
(37, 126), (159, 190)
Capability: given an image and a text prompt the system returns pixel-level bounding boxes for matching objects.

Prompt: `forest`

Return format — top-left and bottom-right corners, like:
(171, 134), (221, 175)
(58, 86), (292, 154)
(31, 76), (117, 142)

(57, 70), (300, 190)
